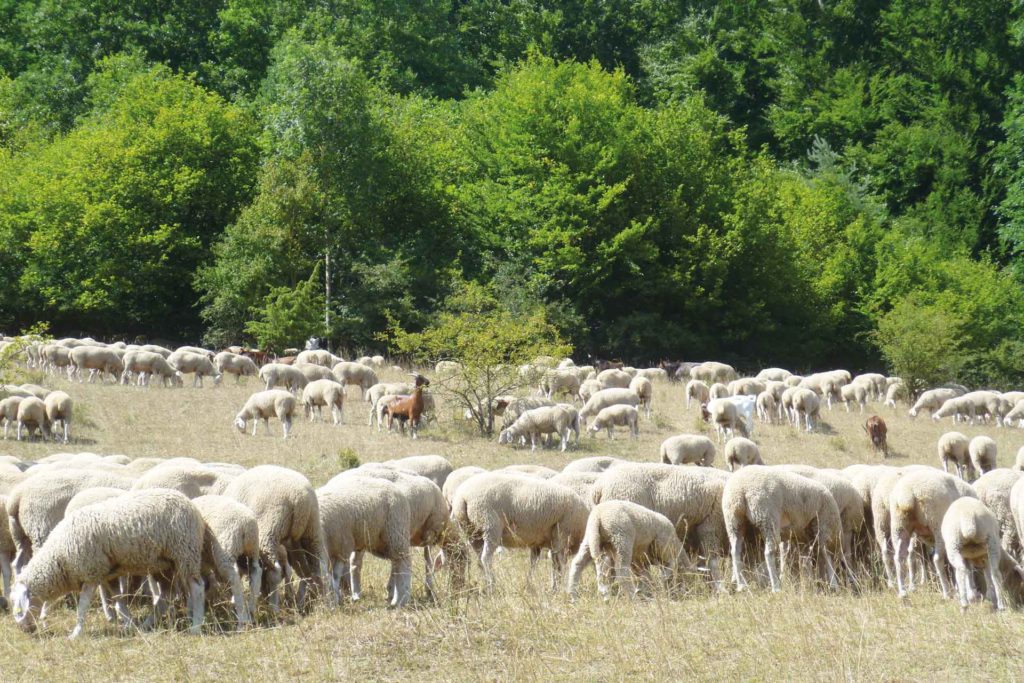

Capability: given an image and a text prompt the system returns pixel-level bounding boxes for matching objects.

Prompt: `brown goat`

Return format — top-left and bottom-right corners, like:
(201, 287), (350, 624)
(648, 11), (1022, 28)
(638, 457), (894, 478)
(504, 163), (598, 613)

(385, 373), (430, 439)
(864, 415), (888, 456)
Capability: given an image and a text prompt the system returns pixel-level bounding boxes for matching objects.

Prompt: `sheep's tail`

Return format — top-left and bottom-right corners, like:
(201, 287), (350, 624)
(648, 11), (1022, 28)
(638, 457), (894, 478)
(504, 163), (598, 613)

(585, 511), (603, 562)
(958, 511), (980, 544)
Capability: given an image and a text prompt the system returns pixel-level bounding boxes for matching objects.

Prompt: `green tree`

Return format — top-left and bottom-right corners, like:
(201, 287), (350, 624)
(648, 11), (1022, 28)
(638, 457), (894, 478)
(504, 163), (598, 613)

(386, 281), (570, 435)
(245, 266), (326, 353)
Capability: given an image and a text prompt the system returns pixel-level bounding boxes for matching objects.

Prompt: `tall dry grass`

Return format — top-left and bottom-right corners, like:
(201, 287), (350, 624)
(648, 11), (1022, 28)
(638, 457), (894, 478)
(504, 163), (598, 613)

(2, 371), (1024, 681)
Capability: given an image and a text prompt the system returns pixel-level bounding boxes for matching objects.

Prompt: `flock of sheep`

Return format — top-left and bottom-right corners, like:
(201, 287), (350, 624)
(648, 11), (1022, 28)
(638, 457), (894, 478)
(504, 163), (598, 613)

(5, 336), (1024, 640)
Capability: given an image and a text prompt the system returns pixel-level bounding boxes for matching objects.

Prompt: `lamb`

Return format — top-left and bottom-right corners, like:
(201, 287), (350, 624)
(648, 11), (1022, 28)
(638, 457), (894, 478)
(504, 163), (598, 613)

(6, 469), (135, 570)
(969, 436), (997, 476)
(888, 468), (977, 598)
(122, 350), (182, 387)
(689, 362), (738, 385)
(167, 350), (221, 387)
(908, 387), (961, 418)
(448, 471), (589, 590)
(234, 389), (298, 439)
(10, 488), (206, 638)
(0, 395), (22, 439)
(68, 346), (124, 383)
(840, 383), (869, 413)
(316, 478), (412, 607)
(974, 469), (1022, 558)
(660, 434), (715, 467)
(541, 369), (582, 401)
(259, 363), (309, 394)
(213, 351), (259, 384)
(685, 380), (710, 410)
(724, 437), (763, 471)
(789, 388), (821, 432)
(331, 361), (380, 396)
(42, 391), (72, 443)
(381, 455), (454, 490)
(191, 495), (261, 627)
(592, 464), (730, 590)
(941, 497), (1019, 610)
(596, 368), (632, 389)
(587, 404), (639, 440)
(755, 391), (777, 424)
(566, 500), (689, 599)
(937, 431), (973, 480)
(500, 397), (557, 429)
(722, 466), (842, 592)
(498, 404), (580, 451)
(702, 398), (749, 442)
(301, 379), (345, 424)
(222, 465), (329, 614)
(16, 396), (50, 441)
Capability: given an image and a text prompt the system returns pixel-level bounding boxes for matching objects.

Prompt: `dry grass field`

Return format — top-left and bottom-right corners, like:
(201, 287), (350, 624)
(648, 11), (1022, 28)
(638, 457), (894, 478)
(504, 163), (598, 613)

(3, 370), (1024, 681)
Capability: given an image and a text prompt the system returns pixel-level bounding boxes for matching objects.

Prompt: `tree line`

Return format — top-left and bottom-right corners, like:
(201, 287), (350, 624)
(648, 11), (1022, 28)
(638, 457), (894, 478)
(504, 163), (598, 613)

(1, 0), (1023, 385)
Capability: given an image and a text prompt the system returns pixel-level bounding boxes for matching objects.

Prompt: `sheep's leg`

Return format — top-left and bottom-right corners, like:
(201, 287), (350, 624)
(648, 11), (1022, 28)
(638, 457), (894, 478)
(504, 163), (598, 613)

(893, 530), (912, 597)
(615, 547), (637, 598)
(764, 532), (782, 592)
(729, 534), (748, 591)
(423, 545), (436, 600)
(932, 540), (951, 599)
(69, 583), (97, 639)
(877, 532), (896, 588)
(566, 544), (593, 599)
(282, 418), (291, 440)
(98, 582), (115, 622)
(480, 537), (498, 591)
(986, 548), (1007, 611)
(349, 551), (364, 600)
(251, 420), (258, 436)
(818, 542), (838, 590)
(949, 553), (971, 609)
(392, 555), (412, 608)
(248, 563), (262, 617)
(187, 578), (205, 634)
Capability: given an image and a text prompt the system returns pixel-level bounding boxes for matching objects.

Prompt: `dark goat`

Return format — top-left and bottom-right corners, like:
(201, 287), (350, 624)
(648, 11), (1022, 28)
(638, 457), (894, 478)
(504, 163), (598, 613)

(864, 415), (888, 456)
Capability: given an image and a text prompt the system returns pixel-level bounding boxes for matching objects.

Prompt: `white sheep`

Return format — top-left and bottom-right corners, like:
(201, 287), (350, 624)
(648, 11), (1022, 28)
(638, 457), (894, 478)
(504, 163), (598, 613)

(636, 368), (668, 382)
(937, 431), (972, 480)
(222, 465), (329, 615)
(296, 349), (342, 367)
(908, 387), (961, 418)
(566, 500), (689, 599)
(596, 368), (632, 389)
(888, 468), (977, 598)
(10, 488), (206, 638)
(43, 391), (72, 444)
(628, 375), (653, 418)
(755, 391), (777, 424)
(548, 472), (601, 510)
(756, 368), (792, 382)
(853, 373), (887, 401)
(213, 351), (259, 384)
(541, 369), (582, 401)
(294, 362), (337, 384)
(259, 363), (309, 394)
(689, 361), (737, 385)
(382, 455), (454, 491)
(442, 466), (488, 509)
(449, 471), (589, 590)
(592, 464), (730, 590)
(974, 468), (1022, 558)
(498, 404), (580, 451)
(301, 379), (345, 424)
(1005, 399), (1024, 427)
(316, 478), (411, 607)
(969, 436), (997, 476)
(727, 378), (766, 397)
(704, 398), (748, 442)
(191, 494), (261, 628)
(660, 434), (715, 467)
(708, 382), (730, 400)
(941, 497), (1019, 611)
(578, 379), (604, 403)
(578, 388), (639, 424)
(587, 404), (639, 440)
(68, 346), (124, 383)
(685, 379), (710, 410)
(840, 382), (868, 413)
(16, 396), (49, 441)
(789, 388), (820, 432)
(168, 350), (221, 387)
(722, 466), (842, 592)
(724, 437), (763, 471)
(331, 361), (379, 396)
(884, 381), (908, 409)
(0, 395), (23, 439)
(561, 456), (625, 474)
(131, 463), (236, 498)
(234, 389), (297, 439)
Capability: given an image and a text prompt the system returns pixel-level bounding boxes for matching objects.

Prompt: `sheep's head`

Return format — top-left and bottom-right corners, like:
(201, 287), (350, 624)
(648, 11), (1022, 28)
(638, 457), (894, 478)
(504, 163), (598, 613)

(10, 582), (38, 632)
(213, 373), (223, 386)
(699, 404), (711, 422)
(233, 416), (246, 433)
(497, 429), (512, 445)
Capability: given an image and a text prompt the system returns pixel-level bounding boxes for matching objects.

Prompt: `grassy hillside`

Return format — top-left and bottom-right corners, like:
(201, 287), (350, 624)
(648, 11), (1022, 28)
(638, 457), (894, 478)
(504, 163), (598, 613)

(2, 372), (1024, 680)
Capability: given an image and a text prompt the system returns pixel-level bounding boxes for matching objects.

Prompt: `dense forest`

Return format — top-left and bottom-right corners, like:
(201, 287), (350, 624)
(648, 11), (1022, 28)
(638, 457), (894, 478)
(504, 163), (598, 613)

(1, 0), (1024, 381)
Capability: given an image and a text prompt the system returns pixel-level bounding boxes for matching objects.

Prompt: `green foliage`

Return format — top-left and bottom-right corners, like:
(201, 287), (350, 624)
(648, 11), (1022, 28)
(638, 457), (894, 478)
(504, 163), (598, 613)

(872, 294), (966, 397)
(244, 266), (326, 354)
(0, 322), (51, 386)
(386, 281), (570, 435)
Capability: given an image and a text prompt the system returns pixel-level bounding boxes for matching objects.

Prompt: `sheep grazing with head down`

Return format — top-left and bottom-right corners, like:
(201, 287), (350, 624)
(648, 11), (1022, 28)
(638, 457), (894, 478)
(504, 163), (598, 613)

(566, 500), (690, 599)
(686, 380), (710, 410)
(259, 363), (309, 394)
(43, 391), (72, 444)
(722, 466), (842, 592)
(16, 397), (49, 441)
(213, 351), (259, 384)
(301, 379), (345, 425)
(702, 399), (749, 443)
(191, 494), (262, 629)
(937, 431), (972, 480)
(969, 436), (997, 476)
(499, 404), (580, 451)
(587, 404), (639, 440)
(10, 488), (206, 639)
(660, 434), (715, 467)
(974, 468), (1023, 559)
(234, 389), (297, 439)
(724, 437), (763, 471)
(941, 497), (1023, 611)
(449, 471), (589, 590)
